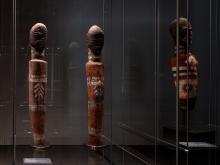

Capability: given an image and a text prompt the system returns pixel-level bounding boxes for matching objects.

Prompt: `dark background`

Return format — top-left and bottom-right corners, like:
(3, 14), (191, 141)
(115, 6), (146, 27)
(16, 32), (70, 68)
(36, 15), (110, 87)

(0, 0), (220, 164)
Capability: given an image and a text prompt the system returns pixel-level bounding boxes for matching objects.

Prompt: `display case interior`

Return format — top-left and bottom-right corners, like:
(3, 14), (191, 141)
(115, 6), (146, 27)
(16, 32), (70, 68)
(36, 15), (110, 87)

(0, 0), (220, 164)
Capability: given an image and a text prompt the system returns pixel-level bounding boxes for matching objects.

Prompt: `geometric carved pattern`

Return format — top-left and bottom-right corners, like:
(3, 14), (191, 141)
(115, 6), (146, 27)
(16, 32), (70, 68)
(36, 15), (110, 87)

(93, 81), (104, 97)
(34, 82), (45, 103)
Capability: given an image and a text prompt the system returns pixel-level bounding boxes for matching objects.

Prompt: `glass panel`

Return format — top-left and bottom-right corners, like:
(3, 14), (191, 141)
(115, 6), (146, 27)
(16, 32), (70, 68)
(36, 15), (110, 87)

(110, 0), (156, 164)
(214, 1), (220, 164)
(0, 0), (218, 164)
(15, 0), (110, 164)
(185, 0), (219, 164)
(0, 0), (14, 164)
(156, 0), (180, 164)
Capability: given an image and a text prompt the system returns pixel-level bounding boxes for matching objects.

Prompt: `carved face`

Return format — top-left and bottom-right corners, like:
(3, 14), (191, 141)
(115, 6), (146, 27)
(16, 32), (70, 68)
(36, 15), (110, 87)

(87, 25), (104, 56)
(170, 17), (192, 47)
(30, 23), (48, 53)
(180, 20), (192, 45)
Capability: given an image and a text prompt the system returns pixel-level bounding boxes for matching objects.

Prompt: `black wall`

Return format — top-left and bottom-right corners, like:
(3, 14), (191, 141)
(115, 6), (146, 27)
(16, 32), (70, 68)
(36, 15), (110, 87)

(0, 0), (219, 150)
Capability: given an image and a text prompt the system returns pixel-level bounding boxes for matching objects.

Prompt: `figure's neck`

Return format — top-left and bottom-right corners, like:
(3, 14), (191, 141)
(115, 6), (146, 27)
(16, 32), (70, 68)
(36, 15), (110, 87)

(31, 47), (45, 60)
(174, 45), (190, 54)
(88, 49), (101, 62)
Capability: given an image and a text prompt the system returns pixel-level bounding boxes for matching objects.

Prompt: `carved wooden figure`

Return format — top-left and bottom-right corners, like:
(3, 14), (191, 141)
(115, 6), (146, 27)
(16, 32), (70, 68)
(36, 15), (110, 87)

(29, 23), (48, 148)
(170, 17), (198, 110)
(86, 25), (104, 149)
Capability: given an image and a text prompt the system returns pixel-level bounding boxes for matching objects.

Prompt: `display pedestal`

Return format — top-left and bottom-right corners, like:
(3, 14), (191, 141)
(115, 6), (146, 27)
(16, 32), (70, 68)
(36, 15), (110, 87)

(23, 158), (52, 164)
(163, 126), (215, 144)
(23, 148), (52, 164)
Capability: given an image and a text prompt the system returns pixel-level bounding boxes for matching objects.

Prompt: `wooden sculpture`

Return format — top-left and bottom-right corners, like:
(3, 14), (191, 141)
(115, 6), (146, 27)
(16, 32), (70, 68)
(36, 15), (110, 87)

(29, 23), (48, 148)
(86, 25), (104, 149)
(170, 17), (198, 110)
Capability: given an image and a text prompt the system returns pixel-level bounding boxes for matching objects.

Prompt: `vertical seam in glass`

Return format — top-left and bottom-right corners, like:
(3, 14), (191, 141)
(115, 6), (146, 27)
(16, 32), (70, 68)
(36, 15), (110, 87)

(209, 0), (212, 150)
(103, 0), (105, 30)
(122, 0), (125, 97)
(121, 0), (126, 158)
(176, 0), (180, 164)
(0, 1), (2, 41)
(154, 0), (158, 164)
(186, 0), (189, 162)
(214, 0), (218, 164)
(208, 0), (213, 164)
(12, 0), (16, 163)
(102, 0), (105, 138)
(50, 48), (54, 104)
(110, 0), (113, 147)
(122, 148), (125, 165)
(106, 0), (114, 163)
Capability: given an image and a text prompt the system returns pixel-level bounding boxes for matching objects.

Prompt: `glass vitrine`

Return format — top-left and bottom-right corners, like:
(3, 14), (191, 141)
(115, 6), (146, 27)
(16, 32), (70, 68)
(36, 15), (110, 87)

(0, 0), (219, 164)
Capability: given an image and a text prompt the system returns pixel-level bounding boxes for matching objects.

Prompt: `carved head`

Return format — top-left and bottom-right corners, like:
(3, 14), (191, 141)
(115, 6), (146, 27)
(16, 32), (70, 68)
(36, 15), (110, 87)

(169, 17), (192, 47)
(87, 25), (104, 56)
(30, 23), (48, 53)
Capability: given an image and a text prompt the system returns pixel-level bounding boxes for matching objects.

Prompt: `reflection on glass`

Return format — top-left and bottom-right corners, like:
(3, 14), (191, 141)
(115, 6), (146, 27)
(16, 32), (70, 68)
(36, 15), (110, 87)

(170, 17), (198, 113)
